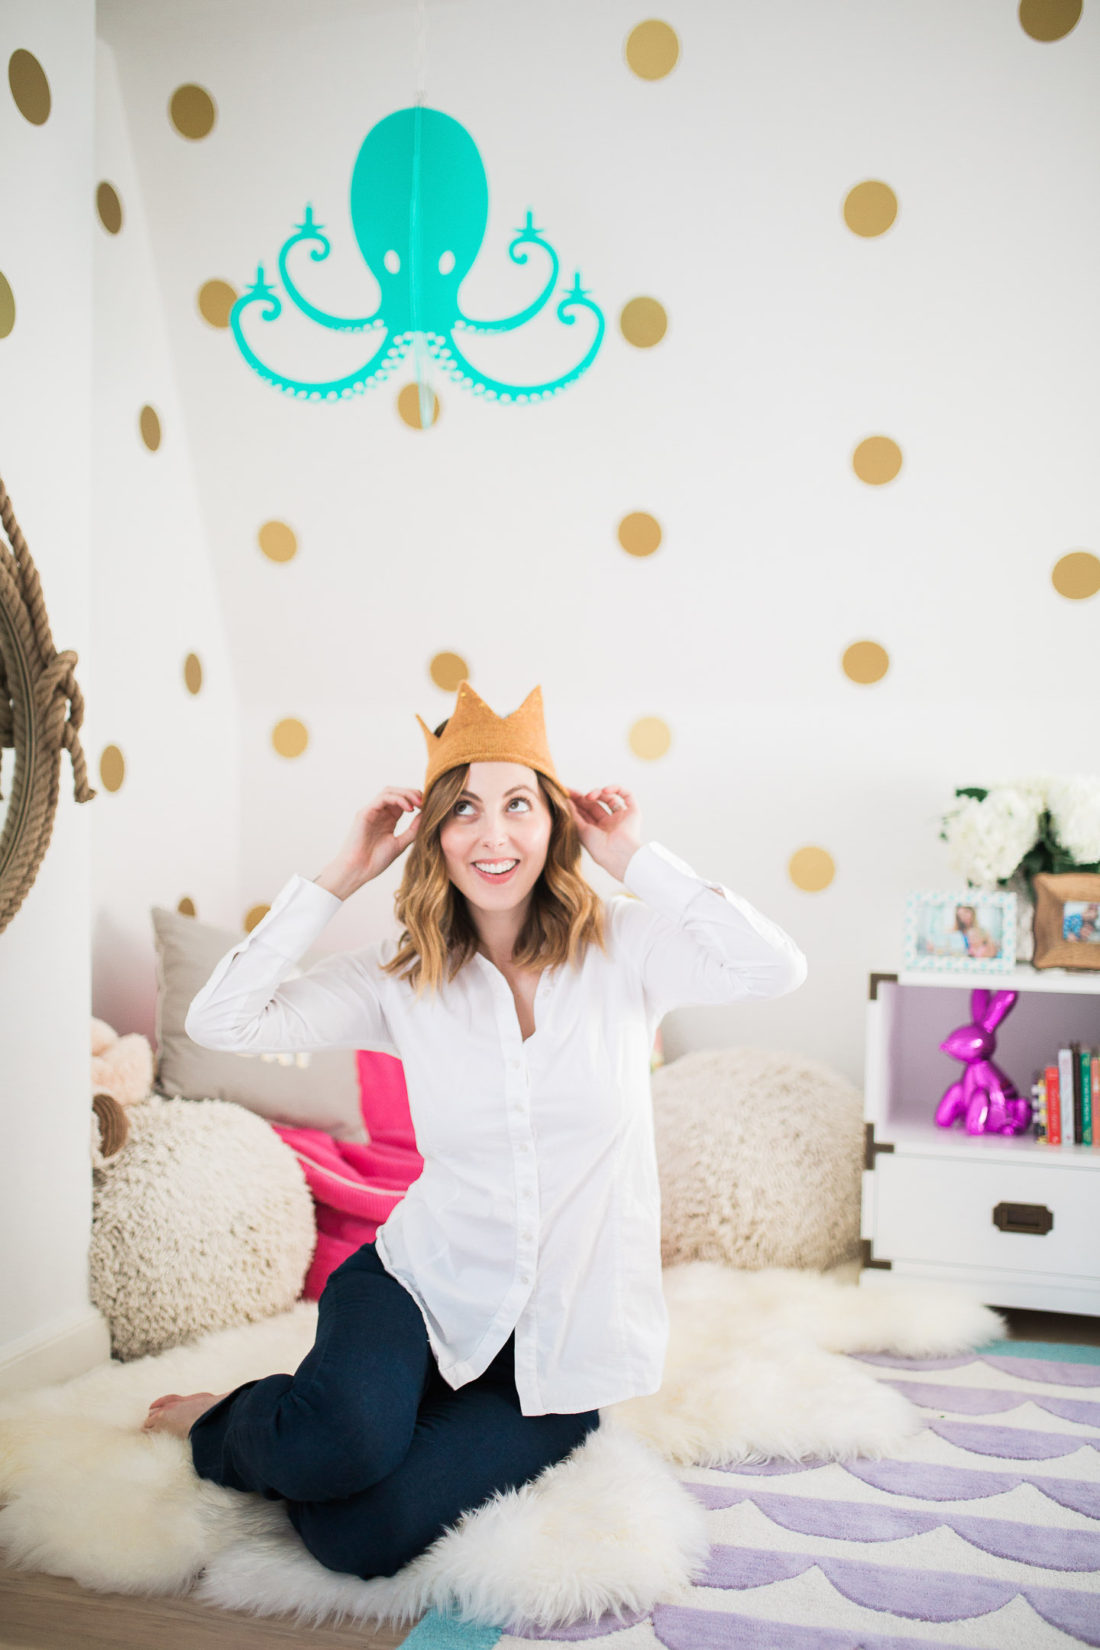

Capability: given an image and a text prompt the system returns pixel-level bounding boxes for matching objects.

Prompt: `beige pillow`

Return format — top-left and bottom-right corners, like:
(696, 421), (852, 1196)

(151, 904), (366, 1141)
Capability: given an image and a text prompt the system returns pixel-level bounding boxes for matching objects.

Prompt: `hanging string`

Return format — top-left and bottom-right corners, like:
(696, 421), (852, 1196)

(415, 0), (428, 103)
(410, 0), (434, 430)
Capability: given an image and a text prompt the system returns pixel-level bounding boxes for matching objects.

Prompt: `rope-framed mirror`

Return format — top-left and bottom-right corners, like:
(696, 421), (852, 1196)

(0, 475), (95, 935)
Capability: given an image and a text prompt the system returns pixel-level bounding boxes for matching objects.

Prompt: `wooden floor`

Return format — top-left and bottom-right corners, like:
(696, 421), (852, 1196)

(0, 1568), (413, 1650)
(3, 1304), (1097, 1650)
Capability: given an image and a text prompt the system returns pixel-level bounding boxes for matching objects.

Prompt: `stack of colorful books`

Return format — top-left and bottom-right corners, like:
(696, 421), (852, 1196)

(1030, 1044), (1098, 1145)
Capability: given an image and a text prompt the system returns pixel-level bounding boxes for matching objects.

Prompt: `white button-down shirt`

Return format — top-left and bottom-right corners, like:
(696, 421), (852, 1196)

(185, 841), (807, 1415)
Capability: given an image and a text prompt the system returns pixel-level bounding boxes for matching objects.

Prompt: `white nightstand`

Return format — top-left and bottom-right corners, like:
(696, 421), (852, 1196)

(860, 966), (1100, 1315)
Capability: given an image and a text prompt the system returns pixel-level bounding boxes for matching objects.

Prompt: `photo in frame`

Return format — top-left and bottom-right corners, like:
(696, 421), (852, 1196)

(1031, 871), (1100, 970)
(902, 890), (1018, 974)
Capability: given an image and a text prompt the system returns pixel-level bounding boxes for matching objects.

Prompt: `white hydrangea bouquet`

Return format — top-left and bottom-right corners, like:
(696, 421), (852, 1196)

(940, 777), (1100, 959)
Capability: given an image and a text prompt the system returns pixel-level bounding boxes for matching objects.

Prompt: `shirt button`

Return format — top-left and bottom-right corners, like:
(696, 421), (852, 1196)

(520, 1229), (533, 1241)
(520, 1273), (532, 1285)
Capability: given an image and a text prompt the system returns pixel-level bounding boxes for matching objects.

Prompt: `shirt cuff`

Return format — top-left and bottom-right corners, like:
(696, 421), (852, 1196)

(242, 872), (345, 961)
(621, 841), (724, 920)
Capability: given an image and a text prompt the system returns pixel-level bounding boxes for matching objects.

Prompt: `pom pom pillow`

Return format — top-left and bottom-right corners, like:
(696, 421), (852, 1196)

(90, 1096), (316, 1358)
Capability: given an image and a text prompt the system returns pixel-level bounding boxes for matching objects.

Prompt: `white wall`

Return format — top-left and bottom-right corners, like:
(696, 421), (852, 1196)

(3, 0), (1097, 1392)
(97, 0), (1100, 1088)
(90, 38), (240, 1041)
(0, 0), (110, 1393)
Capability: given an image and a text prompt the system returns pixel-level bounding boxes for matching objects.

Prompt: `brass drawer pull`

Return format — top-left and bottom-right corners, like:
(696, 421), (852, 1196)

(993, 1201), (1053, 1236)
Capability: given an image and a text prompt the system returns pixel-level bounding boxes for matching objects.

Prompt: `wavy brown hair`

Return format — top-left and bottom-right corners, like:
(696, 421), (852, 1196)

(378, 725), (608, 998)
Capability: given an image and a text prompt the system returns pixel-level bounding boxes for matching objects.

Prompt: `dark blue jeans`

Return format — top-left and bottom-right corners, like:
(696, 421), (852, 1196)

(188, 1240), (600, 1579)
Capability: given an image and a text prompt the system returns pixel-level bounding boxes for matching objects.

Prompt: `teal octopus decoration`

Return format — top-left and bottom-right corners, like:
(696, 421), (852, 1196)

(231, 106), (605, 406)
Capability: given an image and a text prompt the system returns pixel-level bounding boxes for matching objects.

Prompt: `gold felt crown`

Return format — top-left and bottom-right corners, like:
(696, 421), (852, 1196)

(415, 680), (559, 794)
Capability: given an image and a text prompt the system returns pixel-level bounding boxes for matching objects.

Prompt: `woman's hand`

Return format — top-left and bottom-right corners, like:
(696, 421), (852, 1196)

(567, 786), (642, 881)
(314, 787), (423, 899)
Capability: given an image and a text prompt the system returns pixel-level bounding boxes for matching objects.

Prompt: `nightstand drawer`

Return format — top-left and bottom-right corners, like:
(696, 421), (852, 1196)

(872, 1153), (1100, 1279)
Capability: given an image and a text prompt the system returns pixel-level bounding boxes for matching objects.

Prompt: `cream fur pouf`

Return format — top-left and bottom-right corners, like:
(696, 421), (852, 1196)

(653, 1046), (864, 1271)
(90, 1096), (316, 1360)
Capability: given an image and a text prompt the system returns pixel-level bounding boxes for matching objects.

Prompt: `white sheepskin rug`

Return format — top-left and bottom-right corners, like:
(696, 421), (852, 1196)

(0, 1264), (1004, 1633)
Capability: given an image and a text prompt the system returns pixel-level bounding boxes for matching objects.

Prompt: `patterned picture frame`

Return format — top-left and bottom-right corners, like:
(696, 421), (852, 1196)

(902, 889), (1017, 974)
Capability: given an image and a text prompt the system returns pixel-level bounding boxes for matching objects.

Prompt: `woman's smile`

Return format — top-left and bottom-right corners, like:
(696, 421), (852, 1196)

(470, 859), (520, 883)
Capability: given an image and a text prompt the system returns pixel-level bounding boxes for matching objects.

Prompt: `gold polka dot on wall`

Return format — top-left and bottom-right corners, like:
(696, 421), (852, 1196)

(99, 745), (125, 793)
(139, 405), (161, 451)
(619, 297), (668, 349)
(430, 652), (469, 691)
(842, 640), (890, 684)
(1019, 0), (1081, 41)
(628, 716), (672, 760)
(177, 896), (197, 918)
(843, 181), (898, 238)
(272, 718), (309, 758)
(618, 512), (662, 557)
(397, 383), (440, 428)
(169, 83), (216, 139)
(8, 49), (51, 125)
(244, 903), (270, 933)
(852, 436), (902, 485)
(96, 182), (123, 235)
(258, 521), (298, 563)
(1051, 550), (1100, 600)
(183, 653), (203, 694)
(789, 846), (835, 892)
(198, 280), (239, 328)
(624, 20), (680, 79)
(0, 270), (14, 340)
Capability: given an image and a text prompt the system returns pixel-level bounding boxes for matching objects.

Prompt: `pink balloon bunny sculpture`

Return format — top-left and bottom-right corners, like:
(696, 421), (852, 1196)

(934, 988), (1032, 1136)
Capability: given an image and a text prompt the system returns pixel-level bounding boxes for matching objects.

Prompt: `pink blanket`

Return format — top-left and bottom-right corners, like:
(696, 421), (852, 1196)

(271, 1050), (423, 1299)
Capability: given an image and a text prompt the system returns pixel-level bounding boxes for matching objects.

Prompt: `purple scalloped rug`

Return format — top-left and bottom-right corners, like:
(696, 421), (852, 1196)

(475, 1339), (1100, 1650)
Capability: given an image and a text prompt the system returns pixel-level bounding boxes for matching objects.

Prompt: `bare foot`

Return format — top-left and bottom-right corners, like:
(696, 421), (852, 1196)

(142, 1390), (229, 1438)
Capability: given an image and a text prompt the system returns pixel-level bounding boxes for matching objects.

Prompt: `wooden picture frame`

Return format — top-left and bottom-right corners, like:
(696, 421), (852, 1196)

(1032, 871), (1100, 970)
